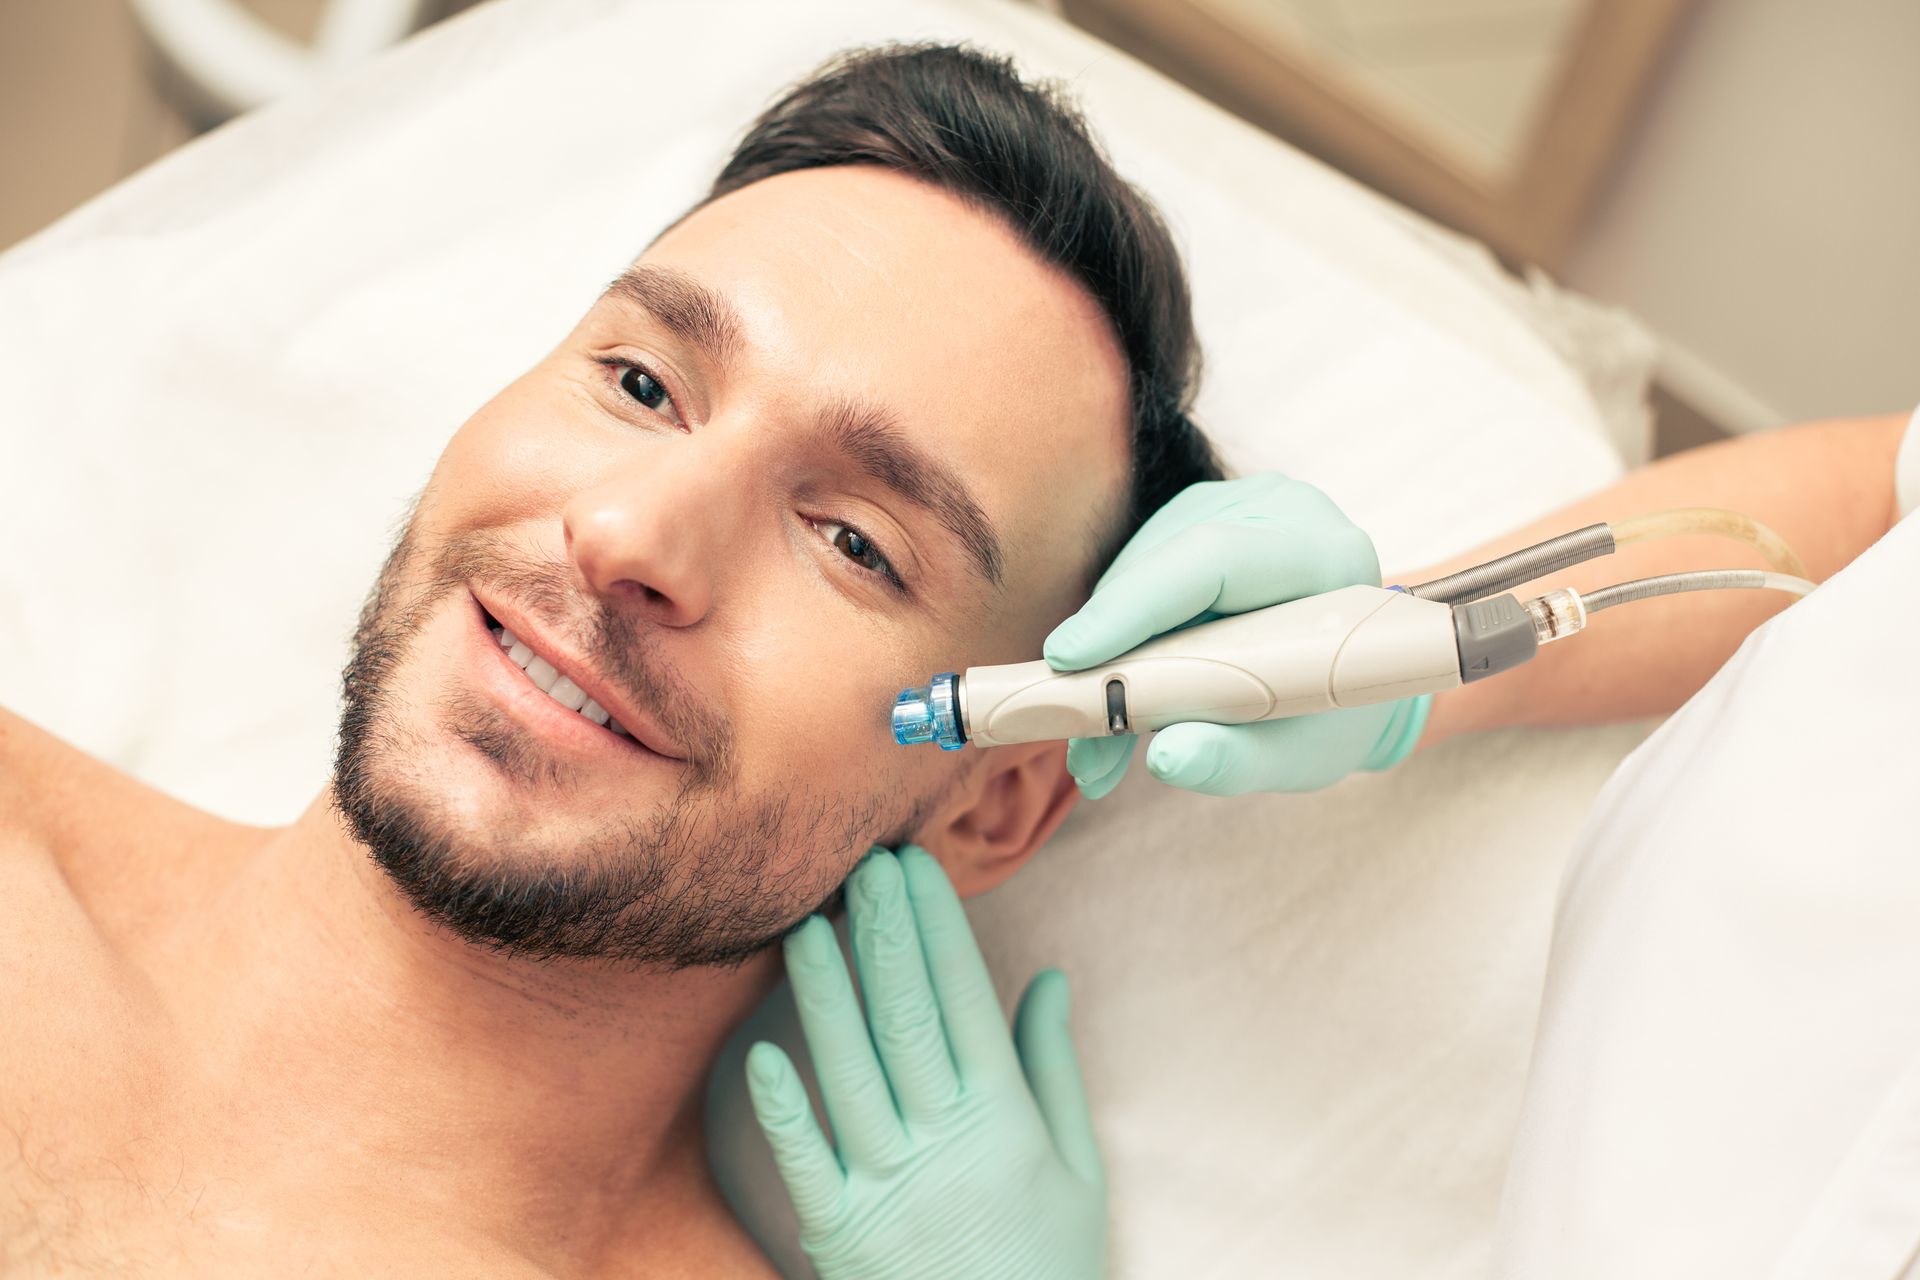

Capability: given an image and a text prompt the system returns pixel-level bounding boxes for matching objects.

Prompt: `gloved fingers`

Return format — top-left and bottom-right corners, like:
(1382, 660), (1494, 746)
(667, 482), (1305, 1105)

(784, 914), (905, 1168)
(1145, 717), (1353, 795)
(1044, 521), (1380, 672)
(847, 850), (961, 1124)
(1132, 473), (1379, 594)
(1065, 736), (1134, 799)
(896, 846), (1023, 1086)
(746, 1040), (845, 1231)
(1043, 538), (1228, 670)
(1093, 475), (1261, 580)
(1013, 969), (1104, 1189)
(1359, 694), (1432, 771)
(1190, 517), (1380, 615)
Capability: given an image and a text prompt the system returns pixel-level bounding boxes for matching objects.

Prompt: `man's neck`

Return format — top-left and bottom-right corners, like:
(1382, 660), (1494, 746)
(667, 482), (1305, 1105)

(165, 790), (781, 1273)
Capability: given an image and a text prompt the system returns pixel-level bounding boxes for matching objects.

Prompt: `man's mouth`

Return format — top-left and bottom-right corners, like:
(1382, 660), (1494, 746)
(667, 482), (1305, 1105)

(470, 590), (685, 761)
(486, 616), (639, 740)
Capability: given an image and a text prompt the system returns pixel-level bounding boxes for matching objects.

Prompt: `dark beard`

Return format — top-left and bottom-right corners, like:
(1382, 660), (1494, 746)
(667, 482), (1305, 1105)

(332, 519), (926, 970)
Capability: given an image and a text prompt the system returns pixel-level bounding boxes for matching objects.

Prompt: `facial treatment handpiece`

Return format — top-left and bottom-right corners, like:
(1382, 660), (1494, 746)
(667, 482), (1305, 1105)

(893, 512), (1820, 751)
(892, 584), (1553, 750)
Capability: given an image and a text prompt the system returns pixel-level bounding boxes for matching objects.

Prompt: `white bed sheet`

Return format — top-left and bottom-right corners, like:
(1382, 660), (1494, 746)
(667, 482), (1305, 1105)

(0, 0), (1654, 1274)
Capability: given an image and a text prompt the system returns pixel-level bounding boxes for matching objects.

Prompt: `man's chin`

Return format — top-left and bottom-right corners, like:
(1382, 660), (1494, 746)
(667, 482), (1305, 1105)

(336, 698), (806, 968)
(362, 704), (670, 847)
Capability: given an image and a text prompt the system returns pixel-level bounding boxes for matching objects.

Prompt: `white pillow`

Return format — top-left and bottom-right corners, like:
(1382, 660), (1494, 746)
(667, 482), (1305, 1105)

(0, 0), (1651, 1274)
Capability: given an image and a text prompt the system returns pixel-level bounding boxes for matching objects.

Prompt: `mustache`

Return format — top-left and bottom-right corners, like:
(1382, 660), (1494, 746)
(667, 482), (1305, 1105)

(422, 531), (734, 783)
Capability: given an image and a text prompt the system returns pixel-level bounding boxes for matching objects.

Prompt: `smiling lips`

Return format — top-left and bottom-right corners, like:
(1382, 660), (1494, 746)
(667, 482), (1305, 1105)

(487, 621), (642, 741)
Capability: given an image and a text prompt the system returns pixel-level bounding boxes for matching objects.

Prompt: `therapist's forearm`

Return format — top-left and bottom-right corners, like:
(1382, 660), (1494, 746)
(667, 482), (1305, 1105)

(1408, 414), (1906, 746)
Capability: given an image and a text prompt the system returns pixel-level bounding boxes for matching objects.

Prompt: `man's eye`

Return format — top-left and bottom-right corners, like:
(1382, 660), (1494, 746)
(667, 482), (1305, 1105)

(618, 365), (677, 418)
(816, 520), (903, 588)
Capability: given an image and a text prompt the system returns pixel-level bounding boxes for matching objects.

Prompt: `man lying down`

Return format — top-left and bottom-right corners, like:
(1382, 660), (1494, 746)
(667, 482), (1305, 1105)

(4, 39), (1910, 1280)
(0, 43), (1222, 1277)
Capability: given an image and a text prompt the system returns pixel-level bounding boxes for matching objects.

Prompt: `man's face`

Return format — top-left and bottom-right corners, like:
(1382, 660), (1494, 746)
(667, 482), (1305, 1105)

(334, 166), (1130, 967)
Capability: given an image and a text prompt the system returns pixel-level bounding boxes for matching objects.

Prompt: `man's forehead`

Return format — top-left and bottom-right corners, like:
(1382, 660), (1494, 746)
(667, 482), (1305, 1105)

(639, 168), (1117, 376)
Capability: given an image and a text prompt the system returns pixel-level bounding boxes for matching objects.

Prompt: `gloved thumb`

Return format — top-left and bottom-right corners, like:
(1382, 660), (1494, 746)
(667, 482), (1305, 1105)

(1014, 969), (1104, 1188)
(1066, 735), (1134, 799)
(1146, 714), (1381, 795)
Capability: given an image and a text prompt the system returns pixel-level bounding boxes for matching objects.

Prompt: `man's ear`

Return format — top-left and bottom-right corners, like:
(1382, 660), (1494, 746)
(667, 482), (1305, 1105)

(913, 741), (1080, 897)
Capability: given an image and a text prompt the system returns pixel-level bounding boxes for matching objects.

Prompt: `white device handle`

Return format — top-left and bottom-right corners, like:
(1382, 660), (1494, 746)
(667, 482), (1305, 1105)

(961, 585), (1461, 749)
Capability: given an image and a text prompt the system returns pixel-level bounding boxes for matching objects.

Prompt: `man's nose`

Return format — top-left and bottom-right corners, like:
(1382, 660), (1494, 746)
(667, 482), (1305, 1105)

(562, 447), (747, 627)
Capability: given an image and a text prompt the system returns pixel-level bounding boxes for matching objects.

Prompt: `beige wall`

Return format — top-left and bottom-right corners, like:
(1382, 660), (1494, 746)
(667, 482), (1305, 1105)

(0, 0), (193, 252)
(1563, 0), (1920, 431)
(0, 0), (470, 254)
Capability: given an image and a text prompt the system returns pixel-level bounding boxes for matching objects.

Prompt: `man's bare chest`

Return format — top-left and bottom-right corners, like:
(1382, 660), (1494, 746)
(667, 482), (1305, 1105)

(0, 1126), (229, 1279)
(0, 1113), (548, 1280)
(0, 913), (228, 1276)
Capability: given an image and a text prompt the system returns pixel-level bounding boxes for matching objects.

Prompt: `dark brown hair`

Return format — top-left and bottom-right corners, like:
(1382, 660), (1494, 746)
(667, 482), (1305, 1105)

(704, 42), (1223, 578)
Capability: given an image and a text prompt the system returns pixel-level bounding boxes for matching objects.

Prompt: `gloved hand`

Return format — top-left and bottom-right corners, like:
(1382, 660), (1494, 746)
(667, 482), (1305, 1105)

(746, 846), (1104, 1280)
(1045, 472), (1431, 798)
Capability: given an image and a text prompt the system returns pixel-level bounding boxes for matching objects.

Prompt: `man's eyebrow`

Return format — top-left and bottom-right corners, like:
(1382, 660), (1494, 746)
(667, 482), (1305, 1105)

(820, 401), (1006, 591)
(604, 266), (1005, 590)
(601, 266), (743, 364)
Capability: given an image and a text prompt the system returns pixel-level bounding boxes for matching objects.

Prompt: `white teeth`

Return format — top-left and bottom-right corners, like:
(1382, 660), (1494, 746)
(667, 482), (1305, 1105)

(489, 624), (624, 735)
(546, 676), (589, 712)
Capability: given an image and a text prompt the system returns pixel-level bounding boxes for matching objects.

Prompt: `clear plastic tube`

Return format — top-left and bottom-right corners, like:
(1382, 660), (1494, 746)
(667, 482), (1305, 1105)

(1579, 569), (1816, 614)
(1611, 508), (1810, 579)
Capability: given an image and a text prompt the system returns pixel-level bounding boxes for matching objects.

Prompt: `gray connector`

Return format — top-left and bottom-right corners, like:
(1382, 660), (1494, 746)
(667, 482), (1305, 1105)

(1453, 593), (1539, 683)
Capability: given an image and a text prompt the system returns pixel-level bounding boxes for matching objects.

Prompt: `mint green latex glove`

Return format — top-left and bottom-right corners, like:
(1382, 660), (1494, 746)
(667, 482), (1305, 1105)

(1046, 472), (1431, 798)
(746, 846), (1104, 1280)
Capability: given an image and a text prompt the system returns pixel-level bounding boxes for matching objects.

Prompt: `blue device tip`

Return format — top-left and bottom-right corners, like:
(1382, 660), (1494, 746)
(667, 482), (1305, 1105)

(892, 673), (965, 749)
(893, 685), (937, 745)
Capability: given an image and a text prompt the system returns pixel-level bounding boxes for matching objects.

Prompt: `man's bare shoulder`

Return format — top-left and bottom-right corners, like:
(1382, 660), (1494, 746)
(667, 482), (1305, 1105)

(0, 711), (175, 1273)
(0, 707), (252, 1097)
(0, 707), (129, 975)
(0, 706), (92, 849)
(0, 706), (224, 1034)
(0, 707), (262, 931)
(0, 705), (225, 855)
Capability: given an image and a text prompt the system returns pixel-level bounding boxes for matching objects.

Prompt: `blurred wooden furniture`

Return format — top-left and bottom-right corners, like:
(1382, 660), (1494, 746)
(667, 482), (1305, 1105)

(1062, 0), (1696, 270)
